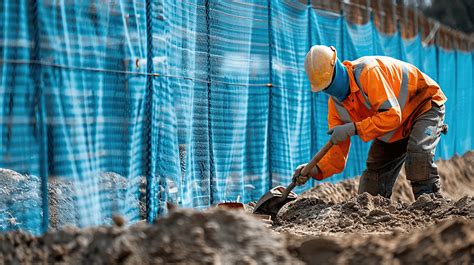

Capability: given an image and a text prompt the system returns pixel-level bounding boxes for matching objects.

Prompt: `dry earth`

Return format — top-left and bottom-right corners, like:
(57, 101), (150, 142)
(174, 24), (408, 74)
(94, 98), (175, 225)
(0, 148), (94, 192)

(0, 209), (302, 264)
(298, 151), (474, 204)
(287, 218), (473, 265)
(275, 192), (473, 235)
(0, 151), (473, 264)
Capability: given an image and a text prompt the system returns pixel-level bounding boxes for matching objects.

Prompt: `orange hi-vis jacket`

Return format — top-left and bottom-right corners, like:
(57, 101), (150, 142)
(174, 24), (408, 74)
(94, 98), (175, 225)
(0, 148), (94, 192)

(315, 56), (447, 180)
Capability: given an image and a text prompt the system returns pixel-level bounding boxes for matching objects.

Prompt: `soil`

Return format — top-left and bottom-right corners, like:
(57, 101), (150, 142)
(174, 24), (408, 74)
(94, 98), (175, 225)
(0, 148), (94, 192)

(48, 177), (76, 229)
(0, 205), (471, 265)
(274, 192), (473, 236)
(0, 209), (302, 265)
(437, 152), (474, 200)
(288, 218), (474, 265)
(297, 151), (474, 205)
(0, 152), (473, 264)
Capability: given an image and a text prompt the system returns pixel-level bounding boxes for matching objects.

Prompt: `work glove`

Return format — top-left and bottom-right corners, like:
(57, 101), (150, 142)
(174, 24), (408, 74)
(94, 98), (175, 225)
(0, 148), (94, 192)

(292, 163), (319, 186)
(327, 122), (356, 145)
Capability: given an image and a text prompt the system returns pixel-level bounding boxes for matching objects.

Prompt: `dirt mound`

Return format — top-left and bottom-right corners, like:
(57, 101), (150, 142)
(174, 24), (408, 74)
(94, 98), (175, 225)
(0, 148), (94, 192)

(299, 179), (359, 204)
(0, 170), (42, 233)
(0, 208), (301, 265)
(0, 170), (146, 231)
(48, 172), (138, 228)
(298, 175), (411, 204)
(0, 152), (473, 264)
(275, 192), (473, 236)
(437, 151), (474, 199)
(1, 206), (471, 265)
(290, 218), (474, 265)
(48, 177), (76, 228)
(298, 151), (474, 205)
(391, 151), (474, 203)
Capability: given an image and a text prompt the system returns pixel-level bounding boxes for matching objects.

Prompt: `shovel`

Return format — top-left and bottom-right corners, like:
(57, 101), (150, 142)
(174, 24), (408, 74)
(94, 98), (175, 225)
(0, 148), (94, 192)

(252, 140), (334, 218)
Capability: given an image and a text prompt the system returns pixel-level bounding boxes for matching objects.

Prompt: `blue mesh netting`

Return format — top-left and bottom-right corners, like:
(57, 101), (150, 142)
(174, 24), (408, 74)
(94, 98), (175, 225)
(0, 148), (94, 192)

(1, 1), (473, 234)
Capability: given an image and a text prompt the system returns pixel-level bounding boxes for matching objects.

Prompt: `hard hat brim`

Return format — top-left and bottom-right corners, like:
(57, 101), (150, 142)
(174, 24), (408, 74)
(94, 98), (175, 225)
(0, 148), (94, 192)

(311, 78), (332, 92)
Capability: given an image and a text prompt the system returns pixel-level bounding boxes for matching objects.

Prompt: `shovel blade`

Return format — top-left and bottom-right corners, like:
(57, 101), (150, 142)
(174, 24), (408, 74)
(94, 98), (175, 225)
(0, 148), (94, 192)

(252, 186), (297, 218)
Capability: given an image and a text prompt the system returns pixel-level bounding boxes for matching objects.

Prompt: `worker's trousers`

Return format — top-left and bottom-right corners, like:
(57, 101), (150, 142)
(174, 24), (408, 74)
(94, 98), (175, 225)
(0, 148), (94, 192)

(358, 104), (445, 199)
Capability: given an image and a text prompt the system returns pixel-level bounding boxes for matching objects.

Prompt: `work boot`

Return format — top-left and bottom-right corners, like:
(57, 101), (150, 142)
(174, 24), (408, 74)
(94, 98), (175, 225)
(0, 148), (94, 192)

(411, 178), (441, 199)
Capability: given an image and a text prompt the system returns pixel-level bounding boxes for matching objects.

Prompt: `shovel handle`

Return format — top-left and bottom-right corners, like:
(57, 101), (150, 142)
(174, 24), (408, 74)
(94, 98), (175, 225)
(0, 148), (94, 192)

(301, 140), (334, 176)
(281, 181), (297, 200)
(281, 140), (334, 200)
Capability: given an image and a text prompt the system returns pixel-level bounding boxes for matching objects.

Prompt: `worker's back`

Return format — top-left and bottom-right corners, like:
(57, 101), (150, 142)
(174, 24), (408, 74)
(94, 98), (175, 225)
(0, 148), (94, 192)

(329, 56), (447, 142)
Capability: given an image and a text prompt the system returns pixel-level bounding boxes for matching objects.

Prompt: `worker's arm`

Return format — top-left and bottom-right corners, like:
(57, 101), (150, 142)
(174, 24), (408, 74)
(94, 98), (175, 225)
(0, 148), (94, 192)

(314, 99), (351, 180)
(355, 66), (402, 142)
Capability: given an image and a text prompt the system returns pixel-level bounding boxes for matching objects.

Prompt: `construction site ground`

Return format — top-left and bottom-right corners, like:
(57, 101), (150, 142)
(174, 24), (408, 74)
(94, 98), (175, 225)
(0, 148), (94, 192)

(1, 152), (473, 264)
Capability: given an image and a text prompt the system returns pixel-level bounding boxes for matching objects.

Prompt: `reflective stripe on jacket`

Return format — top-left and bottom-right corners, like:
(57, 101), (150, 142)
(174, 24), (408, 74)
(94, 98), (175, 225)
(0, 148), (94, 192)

(315, 56), (447, 180)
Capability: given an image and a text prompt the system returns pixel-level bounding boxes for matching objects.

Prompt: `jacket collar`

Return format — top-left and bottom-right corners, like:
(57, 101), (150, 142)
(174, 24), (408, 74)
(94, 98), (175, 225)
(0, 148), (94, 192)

(343, 61), (360, 94)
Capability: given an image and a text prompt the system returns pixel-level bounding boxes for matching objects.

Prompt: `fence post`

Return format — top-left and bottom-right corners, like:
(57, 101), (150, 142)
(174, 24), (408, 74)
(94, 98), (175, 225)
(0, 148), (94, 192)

(308, 0), (316, 186)
(340, 0), (345, 59)
(145, 0), (154, 222)
(29, 0), (49, 233)
(204, 0), (216, 204)
(266, 0), (273, 189)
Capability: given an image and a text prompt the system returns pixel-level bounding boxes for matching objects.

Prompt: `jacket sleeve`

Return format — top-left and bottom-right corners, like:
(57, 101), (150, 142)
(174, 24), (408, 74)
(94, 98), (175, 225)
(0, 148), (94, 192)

(314, 99), (351, 180)
(355, 65), (402, 142)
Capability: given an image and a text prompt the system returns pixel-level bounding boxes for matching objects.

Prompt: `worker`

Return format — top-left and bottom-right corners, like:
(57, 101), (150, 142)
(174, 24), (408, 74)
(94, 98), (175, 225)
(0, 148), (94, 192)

(293, 45), (447, 199)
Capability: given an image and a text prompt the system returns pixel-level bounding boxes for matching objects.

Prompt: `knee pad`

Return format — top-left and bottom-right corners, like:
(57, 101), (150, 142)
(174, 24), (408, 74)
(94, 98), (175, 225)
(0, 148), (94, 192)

(405, 152), (434, 182)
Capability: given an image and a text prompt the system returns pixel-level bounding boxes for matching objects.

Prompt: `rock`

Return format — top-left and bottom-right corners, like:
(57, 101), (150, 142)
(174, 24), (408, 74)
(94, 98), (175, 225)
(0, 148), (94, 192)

(112, 215), (125, 227)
